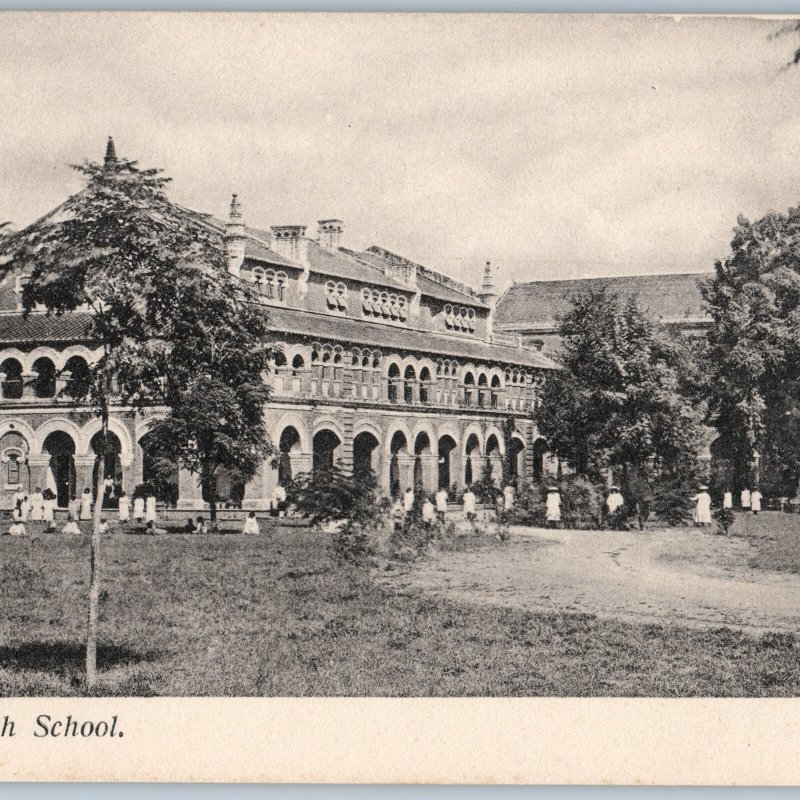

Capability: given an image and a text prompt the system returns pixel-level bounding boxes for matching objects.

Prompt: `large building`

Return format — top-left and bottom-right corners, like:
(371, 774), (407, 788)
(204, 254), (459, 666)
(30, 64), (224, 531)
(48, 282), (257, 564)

(0, 142), (558, 512)
(494, 272), (712, 355)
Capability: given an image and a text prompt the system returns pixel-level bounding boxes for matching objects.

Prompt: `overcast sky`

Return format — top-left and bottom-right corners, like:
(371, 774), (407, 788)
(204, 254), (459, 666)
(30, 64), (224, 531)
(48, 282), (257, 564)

(1, 13), (798, 291)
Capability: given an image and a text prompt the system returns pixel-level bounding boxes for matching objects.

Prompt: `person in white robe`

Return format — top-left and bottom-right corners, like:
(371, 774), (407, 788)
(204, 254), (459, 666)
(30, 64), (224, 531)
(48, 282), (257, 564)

(19, 496), (30, 522)
(145, 494), (157, 524)
(42, 491), (55, 530)
(403, 487), (415, 514)
(751, 488), (763, 515)
(422, 498), (436, 527)
(435, 488), (448, 523)
(272, 484), (287, 517)
(79, 488), (92, 520)
(242, 512), (260, 535)
(8, 521), (26, 536)
(118, 491), (130, 523)
(606, 486), (624, 516)
(546, 487), (561, 527)
(12, 489), (24, 516)
(741, 488), (751, 511)
(29, 487), (44, 521)
(693, 485), (712, 526)
(462, 487), (477, 521)
(67, 496), (79, 521)
(503, 485), (515, 512)
(133, 495), (145, 523)
(62, 519), (81, 535)
(723, 490), (733, 509)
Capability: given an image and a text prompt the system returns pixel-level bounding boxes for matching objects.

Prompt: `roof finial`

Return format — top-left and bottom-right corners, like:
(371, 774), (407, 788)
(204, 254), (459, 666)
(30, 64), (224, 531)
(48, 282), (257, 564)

(229, 193), (242, 220)
(481, 260), (496, 294)
(104, 136), (117, 168)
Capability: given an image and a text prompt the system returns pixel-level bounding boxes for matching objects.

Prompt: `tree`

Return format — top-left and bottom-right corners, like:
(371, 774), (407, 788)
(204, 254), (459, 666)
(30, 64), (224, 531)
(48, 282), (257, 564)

(702, 208), (800, 497)
(0, 141), (271, 688)
(535, 288), (706, 513)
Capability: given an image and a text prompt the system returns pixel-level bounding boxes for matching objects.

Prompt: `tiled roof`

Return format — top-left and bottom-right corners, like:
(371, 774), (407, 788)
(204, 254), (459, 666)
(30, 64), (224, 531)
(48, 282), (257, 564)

(243, 237), (297, 268)
(308, 243), (409, 291)
(265, 305), (557, 370)
(0, 313), (94, 344)
(495, 272), (712, 330)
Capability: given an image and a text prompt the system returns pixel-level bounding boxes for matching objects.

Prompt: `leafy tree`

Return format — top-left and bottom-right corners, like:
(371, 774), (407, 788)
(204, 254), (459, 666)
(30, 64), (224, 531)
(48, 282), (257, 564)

(702, 208), (800, 498)
(0, 143), (271, 687)
(535, 288), (706, 512)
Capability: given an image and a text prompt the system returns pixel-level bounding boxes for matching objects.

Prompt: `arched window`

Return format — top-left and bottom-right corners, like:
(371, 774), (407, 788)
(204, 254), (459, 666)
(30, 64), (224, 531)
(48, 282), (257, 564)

(251, 266), (266, 288)
(33, 357), (56, 398)
(325, 281), (347, 312)
(403, 365), (416, 403)
(273, 350), (287, 368)
(291, 354), (305, 376)
(64, 356), (91, 399)
(463, 371), (475, 406)
(387, 363), (400, 403)
(0, 358), (23, 400)
(490, 375), (501, 408)
(419, 366), (431, 404)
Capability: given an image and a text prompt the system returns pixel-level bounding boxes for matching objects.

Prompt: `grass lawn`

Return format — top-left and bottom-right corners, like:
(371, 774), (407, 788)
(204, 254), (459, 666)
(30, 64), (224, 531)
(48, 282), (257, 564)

(2, 524), (800, 697)
(729, 511), (800, 573)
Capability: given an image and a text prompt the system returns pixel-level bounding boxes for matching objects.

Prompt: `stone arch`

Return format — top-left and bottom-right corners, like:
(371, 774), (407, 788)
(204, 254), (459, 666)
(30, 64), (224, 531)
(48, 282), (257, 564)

(273, 413), (311, 454)
(0, 348), (29, 372)
(353, 430), (380, 480)
(353, 419), (382, 442)
(32, 356), (57, 398)
(461, 424), (484, 456)
(80, 417), (134, 462)
(0, 356), (24, 399)
(27, 346), (62, 373)
(0, 419), (36, 448)
(42, 429), (77, 508)
(32, 418), (84, 457)
(508, 433), (526, 484)
(312, 417), (345, 444)
(59, 345), (98, 371)
(532, 436), (549, 483)
(484, 425), (507, 455)
(312, 427), (342, 473)
(384, 420), (413, 457)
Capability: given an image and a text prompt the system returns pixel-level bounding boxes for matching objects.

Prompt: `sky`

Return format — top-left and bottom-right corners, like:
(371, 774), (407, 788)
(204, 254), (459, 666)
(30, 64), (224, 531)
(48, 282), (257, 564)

(1, 13), (799, 292)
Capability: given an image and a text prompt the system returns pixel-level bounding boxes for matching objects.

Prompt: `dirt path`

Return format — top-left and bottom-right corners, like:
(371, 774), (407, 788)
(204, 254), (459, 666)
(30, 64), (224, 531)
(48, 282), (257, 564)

(380, 527), (800, 635)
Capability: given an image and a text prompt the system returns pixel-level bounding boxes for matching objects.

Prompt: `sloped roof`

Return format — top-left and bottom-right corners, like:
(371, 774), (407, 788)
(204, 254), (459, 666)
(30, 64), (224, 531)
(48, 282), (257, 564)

(495, 272), (712, 330)
(0, 313), (94, 344)
(307, 242), (409, 291)
(265, 305), (557, 370)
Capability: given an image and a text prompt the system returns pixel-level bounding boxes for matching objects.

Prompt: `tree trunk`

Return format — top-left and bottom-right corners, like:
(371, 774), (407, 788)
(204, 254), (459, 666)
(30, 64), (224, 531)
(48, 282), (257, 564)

(85, 414), (107, 691)
(202, 465), (217, 525)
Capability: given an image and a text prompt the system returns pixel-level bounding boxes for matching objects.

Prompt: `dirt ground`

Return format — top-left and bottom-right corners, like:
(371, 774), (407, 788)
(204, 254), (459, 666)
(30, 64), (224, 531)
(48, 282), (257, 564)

(382, 520), (800, 635)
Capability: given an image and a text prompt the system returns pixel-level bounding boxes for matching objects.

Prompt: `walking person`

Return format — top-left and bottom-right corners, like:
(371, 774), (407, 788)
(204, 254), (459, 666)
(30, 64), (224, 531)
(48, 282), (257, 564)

(546, 486), (561, 528)
(693, 485), (712, 528)
(79, 487), (92, 520)
(751, 487), (763, 516)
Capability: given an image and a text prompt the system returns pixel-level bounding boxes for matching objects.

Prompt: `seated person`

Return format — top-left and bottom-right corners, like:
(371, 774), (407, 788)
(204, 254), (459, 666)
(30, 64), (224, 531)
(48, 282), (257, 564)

(195, 517), (208, 535)
(183, 517), (197, 534)
(7, 520), (26, 536)
(145, 520), (166, 536)
(242, 511), (260, 535)
(98, 519), (111, 535)
(62, 520), (82, 535)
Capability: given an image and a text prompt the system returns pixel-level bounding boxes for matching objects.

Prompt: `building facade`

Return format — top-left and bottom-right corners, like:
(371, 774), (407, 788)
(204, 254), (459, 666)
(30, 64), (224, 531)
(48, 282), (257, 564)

(0, 148), (558, 511)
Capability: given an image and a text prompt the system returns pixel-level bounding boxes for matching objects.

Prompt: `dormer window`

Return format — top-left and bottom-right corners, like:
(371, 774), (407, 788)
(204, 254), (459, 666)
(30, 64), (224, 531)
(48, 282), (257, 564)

(361, 288), (407, 324)
(325, 281), (347, 312)
(252, 268), (288, 303)
(444, 304), (476, 334)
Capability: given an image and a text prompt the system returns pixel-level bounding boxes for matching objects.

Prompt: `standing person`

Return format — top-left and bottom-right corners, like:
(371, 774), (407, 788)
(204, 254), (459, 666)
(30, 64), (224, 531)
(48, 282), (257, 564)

(12, 488), (24, 518)
(606, 485), (624, 516)
(693, 485), (712, 528)
(751, 487), (763, 516)
(42, 489), (55, 531)
(462, 486), (477, 522)
(741, 487), (751, 511)
(242, 511), (260, 535)
(67, 495), (79, 522)
(435, 487), (448, 524)
(391, 498), (405, 532)
(133, 493), (145, 524)
(403, 486), (415, 517)
(503, 484), (515, 513)
(723, 489), (733, 510)
(546, 486), (561, 528)
(145, 492), (157, 525)
(79, 487), (92, 520)
(29, 487), (44, 522)
(421, 497), (436, 529)
(19, 495), (30, 522)
(102, 476), (115, 508)
(272, 483), (287, 518)
(118, 490), (130, 523)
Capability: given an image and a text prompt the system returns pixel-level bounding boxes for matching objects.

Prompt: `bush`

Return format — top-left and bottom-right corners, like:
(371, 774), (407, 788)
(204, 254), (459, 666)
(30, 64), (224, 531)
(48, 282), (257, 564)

(505, 482), (547, 526)
(560, 475), (603, 529)
(650, 471), (697, 527)
(713, 506), (736, 536)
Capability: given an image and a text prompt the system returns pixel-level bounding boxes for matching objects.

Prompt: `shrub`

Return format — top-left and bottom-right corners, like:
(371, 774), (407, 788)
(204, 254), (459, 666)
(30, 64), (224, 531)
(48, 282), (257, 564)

(650, 471), (697, 527)
(713, 506), (736, 536)
(505, 482), (547, 526)
(559, 475), (603, 529)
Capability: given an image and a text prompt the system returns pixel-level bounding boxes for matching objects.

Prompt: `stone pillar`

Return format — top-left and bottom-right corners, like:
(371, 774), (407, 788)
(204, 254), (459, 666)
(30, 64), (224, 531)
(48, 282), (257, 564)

(21, 373), (36, 399)
(120, 457), (135, 497)
(74, 455), (96, 498)
(421, 453), (438, 494)
(397, 455), (415, 493)
(27, 456), (50, 496)
(177, 468), (205, 511)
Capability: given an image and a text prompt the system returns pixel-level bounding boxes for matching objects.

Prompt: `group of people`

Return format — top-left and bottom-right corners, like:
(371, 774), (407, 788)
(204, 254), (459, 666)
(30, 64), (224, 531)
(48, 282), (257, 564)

(390, 483), (517, 532)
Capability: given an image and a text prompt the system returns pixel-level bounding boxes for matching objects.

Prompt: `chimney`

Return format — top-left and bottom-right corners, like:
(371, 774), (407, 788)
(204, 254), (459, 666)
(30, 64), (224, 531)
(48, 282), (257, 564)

(271, 225), (308, 265)
(225, 193), (246, 277)
(103, 136), (117, 169)
(317, 219), (343, 251)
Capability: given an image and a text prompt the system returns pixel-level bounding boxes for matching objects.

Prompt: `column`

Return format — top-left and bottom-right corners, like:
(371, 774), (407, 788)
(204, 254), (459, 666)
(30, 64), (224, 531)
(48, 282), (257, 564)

(21, 373), (36, 399)
(397, 455), (415, 493)
(74, 455), (96, 498)
(421, 454), (438, 494)
(27, 456), (50, 496)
